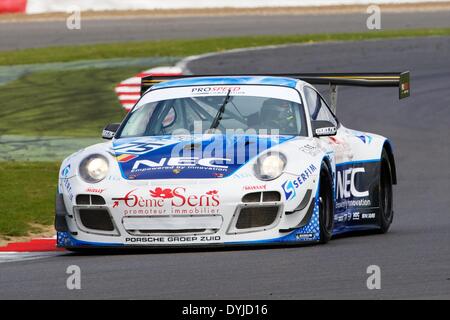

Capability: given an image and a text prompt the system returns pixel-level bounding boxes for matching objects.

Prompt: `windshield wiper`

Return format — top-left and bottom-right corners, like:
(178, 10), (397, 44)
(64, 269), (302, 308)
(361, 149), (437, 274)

(210, 89), (232, 130)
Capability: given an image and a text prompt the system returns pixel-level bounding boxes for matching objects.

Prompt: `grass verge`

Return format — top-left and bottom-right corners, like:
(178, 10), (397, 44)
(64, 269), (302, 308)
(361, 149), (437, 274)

(0, 162), (59, 237)
(0, 66), (141, 137)
(0, 28), (449, 66)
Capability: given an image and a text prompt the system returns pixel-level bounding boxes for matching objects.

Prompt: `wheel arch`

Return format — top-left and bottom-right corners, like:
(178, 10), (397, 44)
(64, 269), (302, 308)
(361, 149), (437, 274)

(382, 140), (397, 185)
(321, 156), (333, 175)
(317, 155), (335, 243)
(319, 154), (335, 210)
(320, 154), (335, 192)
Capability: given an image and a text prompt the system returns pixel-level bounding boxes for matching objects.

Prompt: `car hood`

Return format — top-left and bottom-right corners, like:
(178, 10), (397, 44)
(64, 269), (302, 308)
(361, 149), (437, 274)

(112, 134), (294, 180)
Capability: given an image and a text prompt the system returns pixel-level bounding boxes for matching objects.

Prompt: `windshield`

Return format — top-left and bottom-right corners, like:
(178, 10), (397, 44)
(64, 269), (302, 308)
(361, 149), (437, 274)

(119, 86), (307, 138)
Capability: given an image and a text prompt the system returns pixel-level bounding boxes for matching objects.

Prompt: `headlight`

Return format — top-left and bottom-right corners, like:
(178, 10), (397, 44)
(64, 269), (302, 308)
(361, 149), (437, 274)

(253, 152), (287, 181)
(79, 154), (109, 183)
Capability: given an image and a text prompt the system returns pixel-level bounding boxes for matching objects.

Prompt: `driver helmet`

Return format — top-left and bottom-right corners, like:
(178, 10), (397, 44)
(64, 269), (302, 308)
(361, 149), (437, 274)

(261, 98), (296, 128)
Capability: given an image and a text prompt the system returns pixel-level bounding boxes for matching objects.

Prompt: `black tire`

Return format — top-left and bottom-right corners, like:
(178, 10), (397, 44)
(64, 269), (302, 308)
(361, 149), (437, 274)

(319, 163), (334, 244)
(378, 149), (394, 233)
(65, 248), (86, 253)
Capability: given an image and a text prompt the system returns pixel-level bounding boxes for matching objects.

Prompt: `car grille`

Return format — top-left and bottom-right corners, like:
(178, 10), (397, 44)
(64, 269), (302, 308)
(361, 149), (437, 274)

(242, 191), (281, 203)
(78, 209), (115, 231)
(76, 194), (106, 205)
(235, 206), (280, 229)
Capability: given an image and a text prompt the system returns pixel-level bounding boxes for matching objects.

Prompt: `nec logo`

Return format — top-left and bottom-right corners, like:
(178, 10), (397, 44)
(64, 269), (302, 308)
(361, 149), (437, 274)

(131, 157), (231, 171)
(336, 167), (369, 199)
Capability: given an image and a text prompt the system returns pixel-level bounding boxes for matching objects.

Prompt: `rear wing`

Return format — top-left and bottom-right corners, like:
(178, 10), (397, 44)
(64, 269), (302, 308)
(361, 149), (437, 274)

(141, 71), (410, 113)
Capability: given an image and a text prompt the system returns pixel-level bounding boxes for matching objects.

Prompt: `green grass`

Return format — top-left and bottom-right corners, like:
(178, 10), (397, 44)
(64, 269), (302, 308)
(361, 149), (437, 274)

(0, 28), (449, 66)
(0, 162), (59, 237)
(0, 66), (142, 137)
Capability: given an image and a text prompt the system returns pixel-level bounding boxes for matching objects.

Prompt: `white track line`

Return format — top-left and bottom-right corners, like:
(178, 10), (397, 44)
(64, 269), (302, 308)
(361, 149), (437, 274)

(0, 252), (62, 264)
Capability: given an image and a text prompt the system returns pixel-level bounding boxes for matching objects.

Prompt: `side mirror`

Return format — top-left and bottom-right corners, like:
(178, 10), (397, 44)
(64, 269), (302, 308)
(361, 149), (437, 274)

(102, 123), (120, 139)
(312, 120), (337, 137)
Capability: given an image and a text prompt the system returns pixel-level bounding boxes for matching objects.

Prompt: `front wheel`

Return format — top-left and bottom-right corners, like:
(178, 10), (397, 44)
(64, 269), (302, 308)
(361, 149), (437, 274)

(378, 149), (394, 233)
(319, 163), (334, 243)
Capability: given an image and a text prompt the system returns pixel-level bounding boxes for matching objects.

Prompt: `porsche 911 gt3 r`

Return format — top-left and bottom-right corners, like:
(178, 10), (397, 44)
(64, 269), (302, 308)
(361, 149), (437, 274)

(55, 72), (410, 249)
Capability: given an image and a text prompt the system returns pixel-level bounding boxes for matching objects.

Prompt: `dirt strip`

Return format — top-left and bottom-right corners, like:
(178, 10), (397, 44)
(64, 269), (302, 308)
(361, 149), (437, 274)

(0, 224), (55, 247)
(2, 2), (450, 23)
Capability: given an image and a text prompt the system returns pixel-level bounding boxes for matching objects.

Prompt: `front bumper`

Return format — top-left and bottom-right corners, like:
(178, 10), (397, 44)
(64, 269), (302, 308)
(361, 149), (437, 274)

(56, 177), (321, 249)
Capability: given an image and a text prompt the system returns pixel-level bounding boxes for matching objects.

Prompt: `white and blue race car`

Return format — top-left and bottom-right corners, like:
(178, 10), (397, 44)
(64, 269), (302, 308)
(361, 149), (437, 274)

(55, 72), (410, 249)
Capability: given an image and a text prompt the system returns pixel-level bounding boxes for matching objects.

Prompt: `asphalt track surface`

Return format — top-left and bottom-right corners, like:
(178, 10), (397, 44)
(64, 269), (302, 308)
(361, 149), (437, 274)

(1, 11), (450, 50)
(1, 36), (450, 300)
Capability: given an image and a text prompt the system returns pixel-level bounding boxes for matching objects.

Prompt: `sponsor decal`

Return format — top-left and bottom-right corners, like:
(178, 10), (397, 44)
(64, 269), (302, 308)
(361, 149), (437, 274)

(296, 233), (315, 240)
(315, 126), (336, 136)
(362, 213), (376, 220)
(355, 134), (373, 145)
(232, 172), (253, 179)
(150, 187), (175, 199)
(60, 164), (74, 200)
(102, 129), (115, 139)
(113, 141), (169, 156)
(299, 144), (321, 156)
(128, 174), (138, 180)
(125, 236), (221, 243)
(336, 167), (371, 209)
(243, 185), (267, 191)
(343, 212), (353, 222)
(401, 82), (410, 95)
(86, 188), (105, 194)
(335, 212), (355, 223)
(334, 160), (381, 226)
(112, 187), (221, 215)
(116, 154), (137, 163)
(106, 175), (121, 181)
(191, 86), (241, 95)
(131, 157), (231, 175)
(335, 211), (376, 223)
(61, 164), (71, 177)
(63, 177), (74, 201)
(281, 164), (317, 200)
(114, 135), (293, 180)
